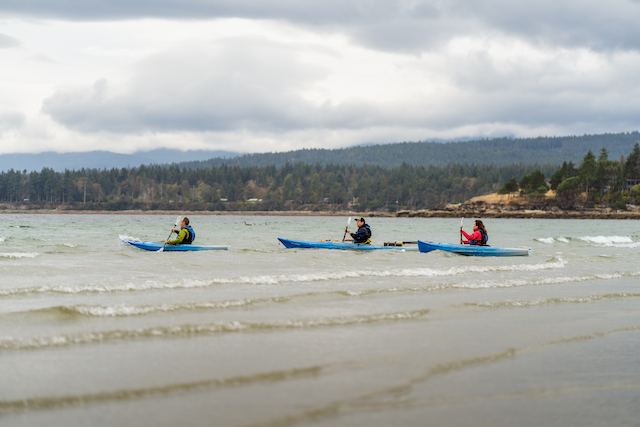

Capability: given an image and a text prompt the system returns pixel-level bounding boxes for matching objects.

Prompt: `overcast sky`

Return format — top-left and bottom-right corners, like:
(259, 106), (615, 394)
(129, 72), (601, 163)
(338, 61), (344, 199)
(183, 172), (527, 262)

(1, 0), (640, 155)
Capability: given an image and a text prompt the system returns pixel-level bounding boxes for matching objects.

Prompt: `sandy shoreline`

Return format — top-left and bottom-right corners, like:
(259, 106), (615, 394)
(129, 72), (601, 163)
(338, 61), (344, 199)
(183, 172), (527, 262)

(0, 209), (372, 217)
(394, 209), (640, 220)
(1, 208), (639, 219)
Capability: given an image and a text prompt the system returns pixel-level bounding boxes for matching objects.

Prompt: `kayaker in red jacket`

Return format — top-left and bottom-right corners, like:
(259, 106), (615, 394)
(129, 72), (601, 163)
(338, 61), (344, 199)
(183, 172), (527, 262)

(461, 220), (488, 245)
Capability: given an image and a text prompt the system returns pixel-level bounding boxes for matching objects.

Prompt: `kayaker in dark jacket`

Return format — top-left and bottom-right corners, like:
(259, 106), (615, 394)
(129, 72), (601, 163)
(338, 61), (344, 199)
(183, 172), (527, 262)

(343, 217), (372, 244)
(165, 217), (195, 245)
(461, 219), (488, 245)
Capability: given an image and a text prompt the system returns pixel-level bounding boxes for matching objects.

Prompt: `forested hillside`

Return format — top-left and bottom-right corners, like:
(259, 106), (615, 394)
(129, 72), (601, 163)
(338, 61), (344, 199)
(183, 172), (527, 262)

(179, 132), (640, 169)
(2, 132), (640, 213)
(0, 162), (558, 211)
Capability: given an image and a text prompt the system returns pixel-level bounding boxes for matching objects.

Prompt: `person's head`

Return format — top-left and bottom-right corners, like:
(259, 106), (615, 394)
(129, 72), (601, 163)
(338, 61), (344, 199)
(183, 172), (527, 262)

(182, 217), (190, 227)
(356, 217), (365, 226)
(474, 220), (486, 233)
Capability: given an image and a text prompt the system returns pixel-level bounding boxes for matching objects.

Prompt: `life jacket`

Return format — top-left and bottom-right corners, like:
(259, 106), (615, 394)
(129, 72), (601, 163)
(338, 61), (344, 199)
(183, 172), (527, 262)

(353, 224), (372, 244)
(181, 225), (195, 244)
(470, 230), (488, 246)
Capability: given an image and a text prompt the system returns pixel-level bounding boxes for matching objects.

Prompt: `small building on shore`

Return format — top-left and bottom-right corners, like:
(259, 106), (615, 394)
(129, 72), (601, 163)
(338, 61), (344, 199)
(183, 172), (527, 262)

(625, 179), (640, 191)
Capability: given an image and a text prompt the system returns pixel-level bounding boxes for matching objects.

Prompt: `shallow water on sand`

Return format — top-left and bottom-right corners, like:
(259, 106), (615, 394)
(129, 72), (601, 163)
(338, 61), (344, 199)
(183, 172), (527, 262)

(0, 214), (639, 426)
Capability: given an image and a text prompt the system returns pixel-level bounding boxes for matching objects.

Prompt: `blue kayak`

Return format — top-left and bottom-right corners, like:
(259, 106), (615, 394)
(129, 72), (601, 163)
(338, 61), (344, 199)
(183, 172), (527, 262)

(278, 238), (418, 251)
(417, 240), (530, 257)
(122, 239), (231, 252)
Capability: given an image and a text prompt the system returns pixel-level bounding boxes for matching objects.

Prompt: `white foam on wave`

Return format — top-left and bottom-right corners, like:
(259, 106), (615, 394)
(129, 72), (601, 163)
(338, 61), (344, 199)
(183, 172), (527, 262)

(72, 299), (263, 317)
(535, 237), (569, 245)
(578, 235), (638, 247)
(0, 310), (430, 351)
(0, 252), (39, 259)
(537, 237), (555, 244)
(0, 237), (5, 243)
(458, 272), (629, 290)
(579, 235), (632, 244)
(119, 234), (141, 243)
(0, 258), (568, 296)
(0, 278), (215, 296)
(209, 258), (568, 286)
(470, 291), (640, 309)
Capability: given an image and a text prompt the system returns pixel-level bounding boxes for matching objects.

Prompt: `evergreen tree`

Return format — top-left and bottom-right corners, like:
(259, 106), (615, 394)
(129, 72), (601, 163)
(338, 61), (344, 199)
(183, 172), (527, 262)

(497, 177), (518, 196)
(624, 143), (640, 180)
(579, 150), (597, 202)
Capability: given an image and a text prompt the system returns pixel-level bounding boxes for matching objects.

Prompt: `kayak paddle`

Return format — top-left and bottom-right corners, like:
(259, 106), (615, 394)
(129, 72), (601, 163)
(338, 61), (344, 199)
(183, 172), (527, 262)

(383, 241), (418, 247)
(460, 217), (464, 244)
(342, 217), (352, 241)
(159, 216), (181, 252)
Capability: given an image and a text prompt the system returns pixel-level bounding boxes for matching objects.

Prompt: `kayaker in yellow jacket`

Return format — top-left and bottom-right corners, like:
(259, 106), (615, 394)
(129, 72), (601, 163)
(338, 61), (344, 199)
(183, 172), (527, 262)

(165, 217), (195, 245)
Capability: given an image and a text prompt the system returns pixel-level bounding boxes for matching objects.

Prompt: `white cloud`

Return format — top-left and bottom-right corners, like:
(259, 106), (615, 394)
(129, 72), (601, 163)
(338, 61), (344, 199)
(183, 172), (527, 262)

(0, 111), (26, 132)
(0, 32), (21, 48)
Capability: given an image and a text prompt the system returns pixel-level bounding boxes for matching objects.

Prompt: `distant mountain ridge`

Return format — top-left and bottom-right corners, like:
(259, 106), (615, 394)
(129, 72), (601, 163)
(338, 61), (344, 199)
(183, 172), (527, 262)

(178, 132), (640, 170)
(2, 131), (639, 173)
(0, 149), (239, 173)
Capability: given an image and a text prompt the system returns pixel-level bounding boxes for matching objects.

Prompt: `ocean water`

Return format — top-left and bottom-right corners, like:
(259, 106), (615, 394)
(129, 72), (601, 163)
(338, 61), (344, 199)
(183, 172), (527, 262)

(0, 213), (639, 427)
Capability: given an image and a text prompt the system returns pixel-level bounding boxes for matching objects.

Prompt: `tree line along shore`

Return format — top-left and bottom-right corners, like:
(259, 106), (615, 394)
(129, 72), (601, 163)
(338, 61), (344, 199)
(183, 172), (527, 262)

(1, 143), (639, 218)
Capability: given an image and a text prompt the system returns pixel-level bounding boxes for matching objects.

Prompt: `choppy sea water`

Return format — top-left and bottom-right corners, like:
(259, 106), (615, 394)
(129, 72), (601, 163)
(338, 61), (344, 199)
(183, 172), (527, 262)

(0, 213), (639, 427)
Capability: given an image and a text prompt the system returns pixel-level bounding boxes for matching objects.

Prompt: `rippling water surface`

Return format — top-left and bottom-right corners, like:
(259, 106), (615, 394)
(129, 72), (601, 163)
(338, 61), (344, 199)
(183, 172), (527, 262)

(1, 214), (639, 426)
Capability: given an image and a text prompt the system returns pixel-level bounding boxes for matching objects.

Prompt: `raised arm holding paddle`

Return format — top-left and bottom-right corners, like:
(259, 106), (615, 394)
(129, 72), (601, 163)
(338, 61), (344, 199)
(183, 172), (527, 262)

(342, 217), (372, 245)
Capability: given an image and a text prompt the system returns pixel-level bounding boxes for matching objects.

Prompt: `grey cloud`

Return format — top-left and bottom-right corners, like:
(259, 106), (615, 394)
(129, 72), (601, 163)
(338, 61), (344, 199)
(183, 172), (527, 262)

(42, 37), (380, 133)
(0, 0), (386, 22)
(381, 37), (640, 132)
(4, 1), (640, 53)
(0, 33), (21, 48)
(346, 0), (640, 53)
(40, 31), (640, 137)
(416, 81), (640, 132)
(0, 111), (26, 131)
(453, 0), (640, 51)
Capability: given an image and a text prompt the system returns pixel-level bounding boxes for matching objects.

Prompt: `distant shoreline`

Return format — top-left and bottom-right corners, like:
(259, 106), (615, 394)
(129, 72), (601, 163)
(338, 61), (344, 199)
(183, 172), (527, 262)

(0, 209), (370, 217)
(1, 208), (639, 219)
(394, 209), (640, 220)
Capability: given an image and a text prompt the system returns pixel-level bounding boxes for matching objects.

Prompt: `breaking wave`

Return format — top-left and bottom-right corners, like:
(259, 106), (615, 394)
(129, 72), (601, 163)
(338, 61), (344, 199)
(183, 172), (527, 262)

(578, 235), (639, 247)
(465, 292), (640, 309)
(0, 365), (326, 412)
(0, 309), (430, 351)
(344, 271), (639, 296)
(536, 237), (556, 244)
(534, 236), (640, 248)
(535, 235), (638, 247)
(15, 267), (629, 318)
(43, 297), (293, 317)
(535, 236), (571, 244)
(454, 272), (632, 290)
(0, 252), (39, 259)
(0, 258), (568, 297)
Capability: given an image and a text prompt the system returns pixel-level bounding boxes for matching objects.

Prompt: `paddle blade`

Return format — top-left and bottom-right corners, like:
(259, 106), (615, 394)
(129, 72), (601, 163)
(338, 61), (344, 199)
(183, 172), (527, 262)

(159, 216), (181, 252)
(342, 217), (352, 240)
